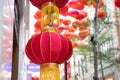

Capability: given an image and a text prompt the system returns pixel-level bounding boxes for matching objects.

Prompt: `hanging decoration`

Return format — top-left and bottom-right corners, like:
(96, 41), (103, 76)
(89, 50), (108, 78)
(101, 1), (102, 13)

(93, 0), (104, 8)
(97, 9), (106, 18)
(26, 0), (73, 80)
(25, 32), (73, 80)
(68, 0), (84, 10)
(114, 0), (120, 8)
(78, 0), (95, 6)
(59, 5), (69, 16)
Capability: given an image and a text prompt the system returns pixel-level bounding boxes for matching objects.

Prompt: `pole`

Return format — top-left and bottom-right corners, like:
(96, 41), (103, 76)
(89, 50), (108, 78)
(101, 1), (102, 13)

(90, 0), (99, 80)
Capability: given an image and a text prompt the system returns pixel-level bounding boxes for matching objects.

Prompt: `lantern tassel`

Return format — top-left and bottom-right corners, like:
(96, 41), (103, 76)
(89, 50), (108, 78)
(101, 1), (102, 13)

(40, 63), (60, 80)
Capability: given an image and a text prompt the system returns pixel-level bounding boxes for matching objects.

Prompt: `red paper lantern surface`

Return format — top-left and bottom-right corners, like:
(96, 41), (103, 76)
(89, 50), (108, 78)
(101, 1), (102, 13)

(98, 9), (106, 18)
(68, 0), (84, 10)
(25, 32), (73, 64)
(114, 0), (120, 8)
(59, 5), (69, 16)
(34, 10), (41, 20)
(30, 0), (69, 9)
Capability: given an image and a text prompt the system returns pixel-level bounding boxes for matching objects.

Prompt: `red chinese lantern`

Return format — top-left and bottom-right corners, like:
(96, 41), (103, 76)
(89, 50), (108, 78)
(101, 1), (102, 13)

(30, 0), (69, 9)
(34, 10), (41, 20)
(78, 30), (90, 40)
(68, 9), (79, 19)
(98, 9), (106, 18)
(25, 32), (73, 80)
(78, 0), (95, 5)
(66, 26), (76, 32)
(63, 19), (71, 26)
(93, 0), (104, 8)
(114, 0), (120, 8)
(57, 26), (66, 33)
(72, 20), (81, 28)
(68, 0), (84, 10)
(59, 5), (69, 16)
(77, 11), (87, 20)
(80, 19), (90, 27)
(34, 20), (41, 29)
(27, 1), (73, 80)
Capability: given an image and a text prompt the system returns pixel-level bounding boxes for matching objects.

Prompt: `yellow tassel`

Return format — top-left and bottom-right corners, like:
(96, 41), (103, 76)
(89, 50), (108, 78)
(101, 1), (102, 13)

(41, 2), (60, 32)
(40, 63), (60, 80)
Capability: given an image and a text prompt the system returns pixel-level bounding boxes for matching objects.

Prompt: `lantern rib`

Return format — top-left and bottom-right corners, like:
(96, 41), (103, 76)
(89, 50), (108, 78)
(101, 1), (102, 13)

(55, 33), (62, 62)
(31, 37), (42, 63)
(40, 34), (46, 62)
(25, 47), (38, 63)
(59, 36), (69, 63)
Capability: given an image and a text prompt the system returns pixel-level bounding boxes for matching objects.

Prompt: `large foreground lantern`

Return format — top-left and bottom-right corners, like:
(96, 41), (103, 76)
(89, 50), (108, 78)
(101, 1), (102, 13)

(25, 32), (73, 80)
(26, 0), (73, 80)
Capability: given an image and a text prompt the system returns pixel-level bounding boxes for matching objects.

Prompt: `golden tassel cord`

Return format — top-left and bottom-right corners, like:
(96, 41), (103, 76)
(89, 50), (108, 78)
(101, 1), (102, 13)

(40, 63), (60, 80)
(41, 2), (60, 32)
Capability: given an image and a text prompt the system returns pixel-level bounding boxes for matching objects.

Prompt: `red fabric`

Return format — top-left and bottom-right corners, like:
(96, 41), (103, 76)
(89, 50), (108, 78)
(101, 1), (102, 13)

(30, 0), (69, 9)
(25, 32), (73, 64)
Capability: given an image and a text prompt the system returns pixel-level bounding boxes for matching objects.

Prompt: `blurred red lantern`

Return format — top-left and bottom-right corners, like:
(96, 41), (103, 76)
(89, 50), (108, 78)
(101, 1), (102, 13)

(78, 30), (90, 40)
(68, 10), (79, 19)
(30, 0), (69, 9)
(98, 9), (106, 18)
(57, 26), (66, 33)
(72, 20), (81, 28)
(34, 10), (41, 19)
(32, 76), (39, 80)
(93, 0), (104, 8)
(80, 19), (90, 27)
(66, 26), (76, 32)
(64, 32), (77, 39)
(25, 32), (73, 64)
(114, 0), (120, 8)
(77, 11), (87, 20)
(78, 0), (95, 5)
(63, 19), (71, 26)
(34, 20), (41, 30)
(59, 5), (69, 16)
(68, 0), (84, 10)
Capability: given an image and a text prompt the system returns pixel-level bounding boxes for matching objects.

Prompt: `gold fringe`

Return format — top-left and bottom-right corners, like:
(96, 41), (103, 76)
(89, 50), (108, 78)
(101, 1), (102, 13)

(40, 63), (60, 80)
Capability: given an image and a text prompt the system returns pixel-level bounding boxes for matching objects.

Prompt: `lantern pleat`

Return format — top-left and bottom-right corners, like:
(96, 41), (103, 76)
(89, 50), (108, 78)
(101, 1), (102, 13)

(25, 38), (41, 64)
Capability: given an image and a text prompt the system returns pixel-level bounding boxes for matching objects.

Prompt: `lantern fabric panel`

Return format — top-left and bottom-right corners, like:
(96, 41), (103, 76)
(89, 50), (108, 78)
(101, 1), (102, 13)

(25, 38), (42, 64)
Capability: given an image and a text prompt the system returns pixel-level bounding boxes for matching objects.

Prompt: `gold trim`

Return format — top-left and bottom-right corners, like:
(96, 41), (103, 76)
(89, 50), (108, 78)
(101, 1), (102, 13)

(40, 63), (59, 69)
